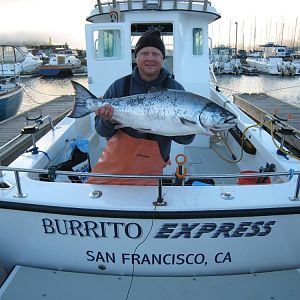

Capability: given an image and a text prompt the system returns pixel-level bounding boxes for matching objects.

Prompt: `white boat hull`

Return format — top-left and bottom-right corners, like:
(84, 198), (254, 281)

(1, 203), (300, 276)
(246, 57), (299, 76)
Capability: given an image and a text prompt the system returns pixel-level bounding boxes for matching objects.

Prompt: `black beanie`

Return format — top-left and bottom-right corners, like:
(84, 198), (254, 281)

(135, 29), (165, 58)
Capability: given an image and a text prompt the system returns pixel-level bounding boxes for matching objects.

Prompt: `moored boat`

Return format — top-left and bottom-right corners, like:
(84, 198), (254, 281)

(19, 47), (43, 75)
(246, 43), (299, 76)
(210, 46), (242, 75)
(39, 53), (81, 77)
(0, 0), (300, 280)
(0, 45), (23, 122)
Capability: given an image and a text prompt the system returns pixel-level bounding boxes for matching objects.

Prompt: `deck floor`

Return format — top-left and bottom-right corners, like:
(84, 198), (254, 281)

(1, 266), (300, 300)
(185, 146), (240, 185)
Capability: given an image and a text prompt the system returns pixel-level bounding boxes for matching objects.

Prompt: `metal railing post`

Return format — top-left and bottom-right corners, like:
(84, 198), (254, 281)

(153, 179), (167, 206)
(290, 174), (300, 201)
(13, 170), (27, 198)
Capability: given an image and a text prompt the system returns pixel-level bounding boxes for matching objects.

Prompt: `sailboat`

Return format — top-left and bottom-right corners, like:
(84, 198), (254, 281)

(0, 45), (23, 122)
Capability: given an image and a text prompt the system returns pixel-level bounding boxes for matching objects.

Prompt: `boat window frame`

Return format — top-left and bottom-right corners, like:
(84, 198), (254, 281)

(192, 28), (203, 56)
(92, 28), (123, 60)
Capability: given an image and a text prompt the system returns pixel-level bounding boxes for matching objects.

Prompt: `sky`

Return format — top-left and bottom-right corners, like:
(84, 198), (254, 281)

(1, 0), (299, 50)
(211, 0), (299, 49)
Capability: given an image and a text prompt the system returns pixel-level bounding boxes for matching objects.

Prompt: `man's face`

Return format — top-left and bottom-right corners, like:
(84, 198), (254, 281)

(136, 46), (164, 81)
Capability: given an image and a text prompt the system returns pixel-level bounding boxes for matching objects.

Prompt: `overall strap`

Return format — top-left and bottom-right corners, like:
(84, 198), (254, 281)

(123, 74), (132, 96)
(162, 76), (169, 88)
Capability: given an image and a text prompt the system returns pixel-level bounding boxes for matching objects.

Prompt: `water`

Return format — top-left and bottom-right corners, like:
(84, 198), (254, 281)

(19, 75), (88, 115)
(19, 74), (300, 115)
(213, 74), (300, 106)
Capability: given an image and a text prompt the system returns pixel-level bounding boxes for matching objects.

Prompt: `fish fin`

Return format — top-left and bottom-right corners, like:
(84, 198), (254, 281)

(180, 117), (197, 126)
(68, 81), (97, 118)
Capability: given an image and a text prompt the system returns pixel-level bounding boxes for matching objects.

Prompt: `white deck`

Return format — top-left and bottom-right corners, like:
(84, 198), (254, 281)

(185, 146), (240, 184)
(1, 266), (300, 299)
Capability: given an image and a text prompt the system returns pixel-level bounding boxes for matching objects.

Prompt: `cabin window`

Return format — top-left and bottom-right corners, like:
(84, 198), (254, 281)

(93, 29), (121, 59)
(193, 28), (203, 55)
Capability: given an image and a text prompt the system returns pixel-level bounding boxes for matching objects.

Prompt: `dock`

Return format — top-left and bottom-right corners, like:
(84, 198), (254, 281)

(233, 93), (300, 154)
(0, 96), (73, 166)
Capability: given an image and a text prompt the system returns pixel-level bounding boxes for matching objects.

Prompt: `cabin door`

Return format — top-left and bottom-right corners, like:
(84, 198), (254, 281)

(85, 23), (132, 96)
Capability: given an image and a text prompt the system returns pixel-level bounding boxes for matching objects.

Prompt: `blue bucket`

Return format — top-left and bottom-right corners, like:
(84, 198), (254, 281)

(192, 181), (211, 186)
(70, 138), (89, 153)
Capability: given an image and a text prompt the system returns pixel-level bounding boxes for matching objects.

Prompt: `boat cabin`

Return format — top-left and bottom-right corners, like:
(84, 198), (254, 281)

(85, 0), (220, 97)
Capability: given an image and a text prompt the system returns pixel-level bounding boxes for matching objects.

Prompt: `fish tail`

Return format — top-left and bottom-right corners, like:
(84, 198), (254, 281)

(68, 80), (95, 118)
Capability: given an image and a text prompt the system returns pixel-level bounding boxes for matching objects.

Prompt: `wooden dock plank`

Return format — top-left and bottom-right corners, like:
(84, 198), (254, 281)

(233, 93), (300, 154)
(234, 93), (300, 131)
(0, 96), (73, 165)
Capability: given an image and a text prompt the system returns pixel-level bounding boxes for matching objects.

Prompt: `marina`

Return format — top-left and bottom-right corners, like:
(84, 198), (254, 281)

(1, 0), (300, 298)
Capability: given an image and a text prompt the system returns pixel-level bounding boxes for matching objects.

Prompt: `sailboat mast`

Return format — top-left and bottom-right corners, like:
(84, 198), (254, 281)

(242, 21), (245, 50)
(292, 17), (298, 50)
(281, 21), (284, 45)
(253, 17), (256, 50)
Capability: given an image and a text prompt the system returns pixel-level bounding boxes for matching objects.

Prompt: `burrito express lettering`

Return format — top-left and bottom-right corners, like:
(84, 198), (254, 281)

(42, 218), (276, 239)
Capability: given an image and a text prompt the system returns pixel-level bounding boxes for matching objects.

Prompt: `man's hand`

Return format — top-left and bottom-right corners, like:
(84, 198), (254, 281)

(95, 104), (114, 121)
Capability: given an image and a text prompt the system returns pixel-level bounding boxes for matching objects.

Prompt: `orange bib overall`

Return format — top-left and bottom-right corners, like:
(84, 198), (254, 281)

(87, 130), (169, 185)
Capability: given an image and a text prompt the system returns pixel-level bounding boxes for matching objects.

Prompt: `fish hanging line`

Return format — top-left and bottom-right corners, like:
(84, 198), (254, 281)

(262, 83), (300, 94)
(23, 82), (71, 97)
(22, 87), (45, 105)
(21, 82), (73, 105)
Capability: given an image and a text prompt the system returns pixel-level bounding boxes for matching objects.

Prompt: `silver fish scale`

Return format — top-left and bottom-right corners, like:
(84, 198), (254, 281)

(103, 90), (208, 118)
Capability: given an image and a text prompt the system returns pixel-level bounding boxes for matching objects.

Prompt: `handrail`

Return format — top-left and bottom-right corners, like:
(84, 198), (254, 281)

(93, 0), (212, 12)
(0, 165), (299, 202)
(0, 165), (299, 180)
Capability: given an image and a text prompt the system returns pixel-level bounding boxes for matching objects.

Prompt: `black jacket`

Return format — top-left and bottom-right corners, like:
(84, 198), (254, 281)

(95, 67), (195, 161)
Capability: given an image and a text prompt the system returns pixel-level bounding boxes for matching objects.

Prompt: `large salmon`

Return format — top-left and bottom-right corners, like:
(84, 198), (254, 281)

(69, 81), (237, 136)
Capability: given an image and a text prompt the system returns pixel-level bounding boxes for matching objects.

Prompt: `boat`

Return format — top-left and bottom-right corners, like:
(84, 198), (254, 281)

(1, 0), (300, 280)
(246, 56), (300, 76)
(210, 46), (242, 75)
(38, 53), (81, 77)
(290, 53), (300, 75)
(18, 47), (43, 75)
(246, 43), (298, 76)
(0, 45), (24, 122)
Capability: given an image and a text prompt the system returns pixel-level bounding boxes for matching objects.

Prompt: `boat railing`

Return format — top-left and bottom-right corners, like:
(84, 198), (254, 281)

(93, 0), (211, 13)
(0, 166), (299, 204)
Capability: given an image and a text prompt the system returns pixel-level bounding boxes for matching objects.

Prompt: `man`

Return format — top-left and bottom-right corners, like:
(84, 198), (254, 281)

(87, 29), (195, 185)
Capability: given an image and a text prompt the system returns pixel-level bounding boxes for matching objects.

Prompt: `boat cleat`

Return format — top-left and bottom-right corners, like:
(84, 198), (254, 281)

(220, 191), (234, 200)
